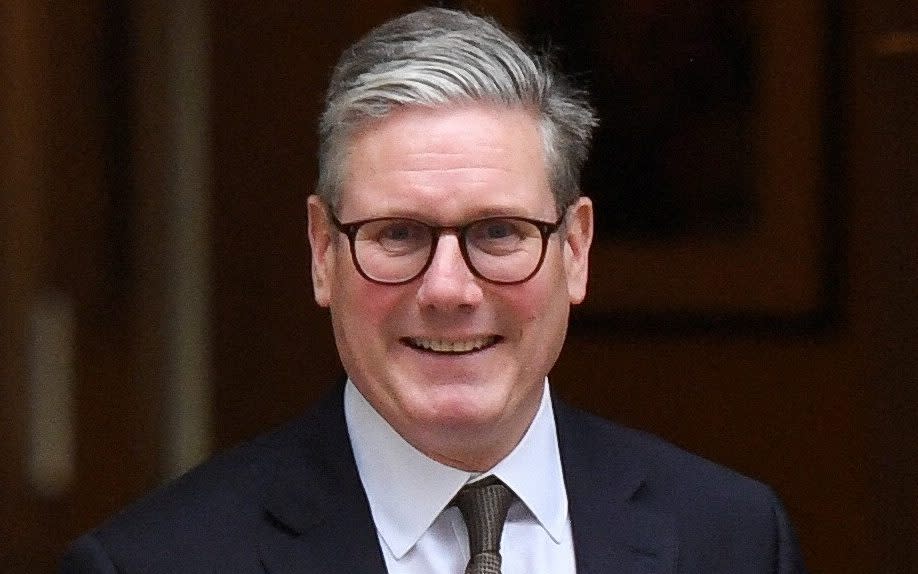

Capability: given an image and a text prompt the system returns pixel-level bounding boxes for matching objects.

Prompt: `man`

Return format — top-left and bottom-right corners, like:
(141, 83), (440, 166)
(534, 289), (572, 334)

(62, 7), (807, 573)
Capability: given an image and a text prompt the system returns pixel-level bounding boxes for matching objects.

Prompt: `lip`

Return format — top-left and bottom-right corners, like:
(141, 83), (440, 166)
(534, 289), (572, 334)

(401, 335), (502, 355)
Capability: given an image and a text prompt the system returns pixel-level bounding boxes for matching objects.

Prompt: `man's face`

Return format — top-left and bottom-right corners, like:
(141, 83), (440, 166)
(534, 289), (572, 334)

(308, 104), (592, 469)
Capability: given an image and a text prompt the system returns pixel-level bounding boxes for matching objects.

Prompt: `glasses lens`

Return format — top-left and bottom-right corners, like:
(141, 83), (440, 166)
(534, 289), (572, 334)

(353, 219), (432, 282)
(465, 218), (544, 283)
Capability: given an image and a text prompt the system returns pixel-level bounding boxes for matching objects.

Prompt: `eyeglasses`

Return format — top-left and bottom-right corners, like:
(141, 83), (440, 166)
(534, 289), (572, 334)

(329, 212), (566, 285)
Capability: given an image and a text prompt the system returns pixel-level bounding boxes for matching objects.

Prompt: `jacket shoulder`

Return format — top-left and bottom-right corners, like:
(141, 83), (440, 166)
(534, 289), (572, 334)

(557, 402), (783, 516)
(65, 410), (320, 571)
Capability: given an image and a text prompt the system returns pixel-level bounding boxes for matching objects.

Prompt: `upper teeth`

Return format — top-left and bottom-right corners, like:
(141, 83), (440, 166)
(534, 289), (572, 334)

(412, 337), (494, 353)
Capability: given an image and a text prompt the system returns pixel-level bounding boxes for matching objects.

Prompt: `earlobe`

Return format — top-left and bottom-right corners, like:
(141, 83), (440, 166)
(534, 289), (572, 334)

(563, 197), (593, 304)
(307, 195), (334, 307)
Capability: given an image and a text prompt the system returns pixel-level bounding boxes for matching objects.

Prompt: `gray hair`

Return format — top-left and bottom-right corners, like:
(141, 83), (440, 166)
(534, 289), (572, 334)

(317, 7), (598, 214)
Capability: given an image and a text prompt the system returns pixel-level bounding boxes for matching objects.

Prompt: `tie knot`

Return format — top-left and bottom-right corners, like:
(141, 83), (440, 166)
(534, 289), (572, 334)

(452, 476), (516, 573)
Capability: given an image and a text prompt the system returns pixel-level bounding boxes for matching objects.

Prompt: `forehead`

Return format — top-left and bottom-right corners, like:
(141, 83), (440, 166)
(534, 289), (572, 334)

(338, 104), (554, 220)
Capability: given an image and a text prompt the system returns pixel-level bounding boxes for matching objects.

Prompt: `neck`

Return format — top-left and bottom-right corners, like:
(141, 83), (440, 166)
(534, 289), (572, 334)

(402, 408), (539, 472)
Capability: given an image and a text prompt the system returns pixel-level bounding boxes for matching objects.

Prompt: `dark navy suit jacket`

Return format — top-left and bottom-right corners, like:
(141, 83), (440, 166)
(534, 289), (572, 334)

(61, 385), (807, 573)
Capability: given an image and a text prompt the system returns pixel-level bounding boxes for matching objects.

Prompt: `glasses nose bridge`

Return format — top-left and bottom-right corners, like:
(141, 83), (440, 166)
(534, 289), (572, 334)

(431, 223), (464, 241)
(424, 224), (475, 277)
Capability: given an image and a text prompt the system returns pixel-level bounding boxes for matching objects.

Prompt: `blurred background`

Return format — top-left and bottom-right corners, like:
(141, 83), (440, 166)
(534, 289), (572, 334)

(1, 0), (915, 571)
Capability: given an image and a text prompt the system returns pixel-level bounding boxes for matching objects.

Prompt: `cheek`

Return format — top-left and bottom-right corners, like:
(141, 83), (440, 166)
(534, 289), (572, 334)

(499, 280), (562, 335)
(530, 269), (572, 330)
(336, 274), (409, 340)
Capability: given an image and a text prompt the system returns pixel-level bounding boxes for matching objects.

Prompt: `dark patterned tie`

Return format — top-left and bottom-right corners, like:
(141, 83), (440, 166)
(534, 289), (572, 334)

(452, 476), (516, 574)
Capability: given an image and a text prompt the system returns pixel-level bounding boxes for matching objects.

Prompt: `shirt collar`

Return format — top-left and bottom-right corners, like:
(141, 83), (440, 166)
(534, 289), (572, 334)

(344, 379), (568, 559)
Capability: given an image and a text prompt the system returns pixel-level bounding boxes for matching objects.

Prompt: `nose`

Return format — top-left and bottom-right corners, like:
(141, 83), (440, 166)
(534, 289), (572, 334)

(415, 233), (483, 310)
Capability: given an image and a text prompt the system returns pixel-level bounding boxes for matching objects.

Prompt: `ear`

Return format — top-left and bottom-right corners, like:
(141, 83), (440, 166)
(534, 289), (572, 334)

(307, 195), (335, 307)
(562, 196), (593, 304)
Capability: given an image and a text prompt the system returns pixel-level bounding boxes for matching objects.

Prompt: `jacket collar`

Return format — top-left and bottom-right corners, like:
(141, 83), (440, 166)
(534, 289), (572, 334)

(255, 385), (388, 574)
(554, 397), (679, 574)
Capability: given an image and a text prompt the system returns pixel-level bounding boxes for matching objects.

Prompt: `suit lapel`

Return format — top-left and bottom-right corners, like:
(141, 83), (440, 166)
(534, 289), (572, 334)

(555, 398), (678, 574)
(255, 385), (388, 574)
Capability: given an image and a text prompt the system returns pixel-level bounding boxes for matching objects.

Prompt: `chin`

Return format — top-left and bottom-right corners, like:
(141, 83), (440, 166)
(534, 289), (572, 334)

(416, 390), (507, 428)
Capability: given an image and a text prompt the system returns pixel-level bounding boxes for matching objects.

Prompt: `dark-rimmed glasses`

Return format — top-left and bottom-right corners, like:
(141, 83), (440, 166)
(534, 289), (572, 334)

(329, 212), (566, 285)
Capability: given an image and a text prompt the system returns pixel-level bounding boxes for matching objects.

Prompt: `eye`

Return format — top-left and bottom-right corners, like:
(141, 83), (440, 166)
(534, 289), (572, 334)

(468, 218), (539, 255)
(470, 218), (534, 241)
(480, 220), (517, 240)
(379, 221), (422, 242)
(360, 219), (429, 254)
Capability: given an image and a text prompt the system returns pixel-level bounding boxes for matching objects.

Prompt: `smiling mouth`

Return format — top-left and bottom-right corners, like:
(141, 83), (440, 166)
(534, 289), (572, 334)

(402, 336), (501, 354)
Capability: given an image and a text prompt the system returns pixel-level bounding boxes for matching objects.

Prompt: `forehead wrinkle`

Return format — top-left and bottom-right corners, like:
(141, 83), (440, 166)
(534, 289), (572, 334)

(391, 166), (512, 176)
(395, 145), (513, 168)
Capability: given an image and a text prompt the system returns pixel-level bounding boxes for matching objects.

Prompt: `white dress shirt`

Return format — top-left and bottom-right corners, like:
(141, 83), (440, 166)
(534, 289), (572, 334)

(344, 380), (577, 574)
